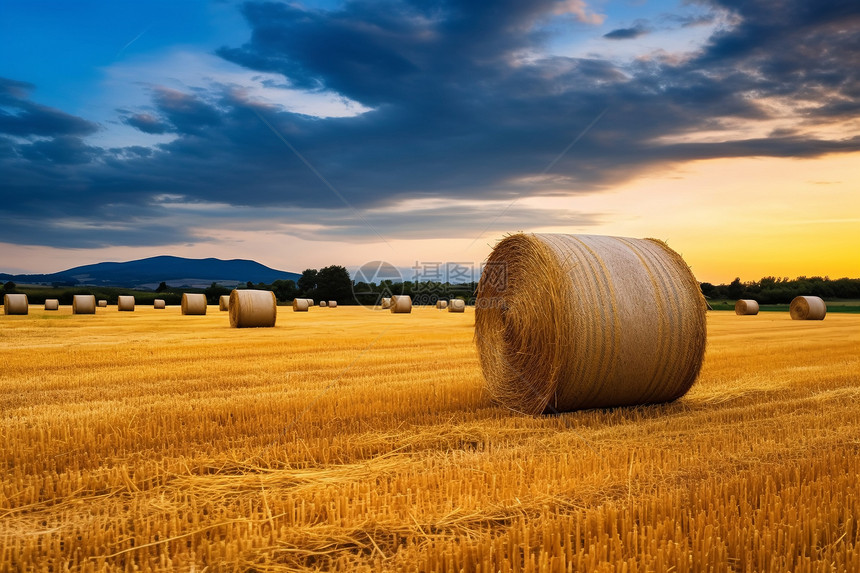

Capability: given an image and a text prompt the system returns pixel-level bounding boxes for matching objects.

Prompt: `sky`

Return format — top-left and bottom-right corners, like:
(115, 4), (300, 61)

(0, 0), (858, 284)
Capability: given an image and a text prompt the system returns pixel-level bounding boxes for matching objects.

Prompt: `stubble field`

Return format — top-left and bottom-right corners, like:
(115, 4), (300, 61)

(1, 305), (859, 572)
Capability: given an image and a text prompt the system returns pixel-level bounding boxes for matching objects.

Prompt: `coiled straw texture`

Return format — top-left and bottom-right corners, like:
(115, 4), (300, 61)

(448, 299), (466, 313)
(3, 294), (28, 315)
(117, 296), (135, 311)
(475, 233), (707, 414)
(229, 289), (277, 328)
(73, 295), (96, 315)
(390, 295), (412, 313)
(734, 299), (759, 315)
(790, 295), (826, 320)
(181, 293), (207, 315)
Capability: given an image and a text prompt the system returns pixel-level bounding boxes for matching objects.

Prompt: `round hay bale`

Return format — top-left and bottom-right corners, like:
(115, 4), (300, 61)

(381, 297), (392, 309)
(734, 299), (759, 315)
(436, 300), (448, 309)
(475, 233), (707, 414)
(448, 299), (466, 313)
(44, 298), (59, 311)
(73, 294), (96, 315)
(229, 289), (277, 328)
(181, 293), (207, 315)
(320, 301), (328, 307)
(790, 295), (826, 320)
(328, 300), (337, 308)
(117, 295), (135, 311)
(306, 299), (314, 306)
(153, 299), (166, 309)
(3, 294), (28, 315)
(219, 295), (230, 311)
(390, 295), (412, 314)
(97, 299), (107, 308)
(292, 298), (309, 312)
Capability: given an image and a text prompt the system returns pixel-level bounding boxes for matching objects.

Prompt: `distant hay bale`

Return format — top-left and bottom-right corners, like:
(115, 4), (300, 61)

(381, 297), (392, 309)
(153, 299), (166, 309)
(97, 300), (107, 308)
(328, 301), (337, 308)
(306, 299), (315, 306)
(448, 299), (466, 313)
(790, 295), (827, 320)
(320, 301), (328, 307)
(734, 299), (759, 315)
(117, 295), (135, 312)
(292, 298), (309, 312)
(436, 300), (448, 309)
(181, 293), (207, 315)
(475, 233), (707, 415)
(390, 295), (412, 314)
(44, 299), (59, 311)
(73, 295), (96, 315)
(229, 289), (277, 328)
(219, 295), (230, 311)
(3, 294), (28, 315)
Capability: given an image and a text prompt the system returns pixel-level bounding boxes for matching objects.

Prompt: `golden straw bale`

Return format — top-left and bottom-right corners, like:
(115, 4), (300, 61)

(320, 301), (327, 307)
(436, 300), (448, 309)
(734, 299), (759, 315)
(219, 295), (230, 311)
(475, 233), (706, 414)
(390, 295), (412, 313)
(328, 301), (337, 308)
(448, 299), (466, 313)
(97, 300), (107, 308)
(381, 297), (392, 309)
(181, 293), (207, 315)
(72, 295), (96, 314)
(790, 295), (827, 320)
(153, 299), (166, 309)
(229, 289), (277, 328)
(44, 298), (59, 311)
(292, 298), (309, 312)
(3, 294), (28, 315)
(117, 295), (135, 312)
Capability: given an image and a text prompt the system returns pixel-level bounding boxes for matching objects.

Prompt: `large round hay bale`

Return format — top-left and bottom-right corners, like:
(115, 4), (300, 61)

(219, 295), (230, 311)
(475, 233), (707, 414)
(153, 299), (166, 309)
(436, 300), (448, 309)
(381, 297), (392, 309)
(229, 289), (277, 328)
(3, 294), (28, 315)
(292, 298), (309, 312)
(734, 299), (759, 315)
(328, 300), (337, 308)
(390, 295), (412, 313)
(97, 299), (107, 308)
(320, 301), (327, 307)
(44, 299), (59, 311)
(73, 295), (96, 314)
(181, 293), (207, 315)
(448, 299), (466, 313)
(790, 295), (826, 320)
(117, 295), (135, 311)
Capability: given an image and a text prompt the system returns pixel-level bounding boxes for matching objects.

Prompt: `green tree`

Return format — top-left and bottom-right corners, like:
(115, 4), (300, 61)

(315, 265), (352, 303)
(726, 277), (743, 300)
(297, 269), (318, 296)
(155, 281), (168, 293)
(2, 281), (16, 293)
(271, 279), (298, 302)
(204, 282), (230, 304)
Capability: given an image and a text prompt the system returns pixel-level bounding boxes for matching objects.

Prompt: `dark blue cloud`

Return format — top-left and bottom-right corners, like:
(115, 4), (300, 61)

(0, 77), (98, 137)
(123, 113), (171, 134)
(603, 23), (650, 40)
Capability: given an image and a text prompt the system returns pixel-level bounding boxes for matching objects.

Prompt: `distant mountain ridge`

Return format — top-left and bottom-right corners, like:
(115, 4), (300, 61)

(0, 256), (300, 289)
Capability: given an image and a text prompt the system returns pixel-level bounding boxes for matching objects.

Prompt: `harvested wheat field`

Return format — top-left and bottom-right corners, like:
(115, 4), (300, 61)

(2, 306), (860, 572)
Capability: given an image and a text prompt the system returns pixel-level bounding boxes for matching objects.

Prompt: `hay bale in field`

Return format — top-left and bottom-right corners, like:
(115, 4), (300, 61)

(328, 301), (337, 308)
(3, 294), (28, 315)
(44, 299), (59, 311)
(97, 299), (107, 308)
(734, 299), (759, 315)
(448, 299), (466, 313)
(790, 295), (826, 320)
(229, 289), (277, 328)
(390, 294), (412, 313)
(292, 298), (309, 312)
(436, 300), (448, 309)
(153, 299), (166, 309)
(219, 295), (230, 311)
(306, 299), (314, 306)
(381, 297), (392, 309)
(320, 301), (327, 307)
(117, 295), (135, 311)
(72, 294), (96, 314)
(181, 293), (207, 315)
(475, 233), (707, 414)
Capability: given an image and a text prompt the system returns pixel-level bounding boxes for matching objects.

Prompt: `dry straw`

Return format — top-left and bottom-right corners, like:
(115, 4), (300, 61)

(475, 233), (707, 414)
(292, 298), (309, 312)
(153, 299), (166, 309)
(97, 300), (107, 308)
(306, 298), (315, 306)
(117, 295), (135, 312)
(3, 294), (28, 315)
(790, 295), (826, 320)
(229, 289), (277, 328)
(390, 294), (413, 313)
(735, 299), (759, 315)
(72, 295), (96, 315)
(181, 293), (207, 315)
(320, 301), (328, 307)
(436, 300), (448, 309)
(448, 299), (466, 313)
(328, 300), (337, 308)
(44, 299), (59, 311)
(381, 297), (392, 309)
(219, 295), (230, 311)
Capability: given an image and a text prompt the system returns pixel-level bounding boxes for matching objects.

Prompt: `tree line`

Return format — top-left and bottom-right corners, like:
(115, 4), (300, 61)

(700, 276), (860, 304)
